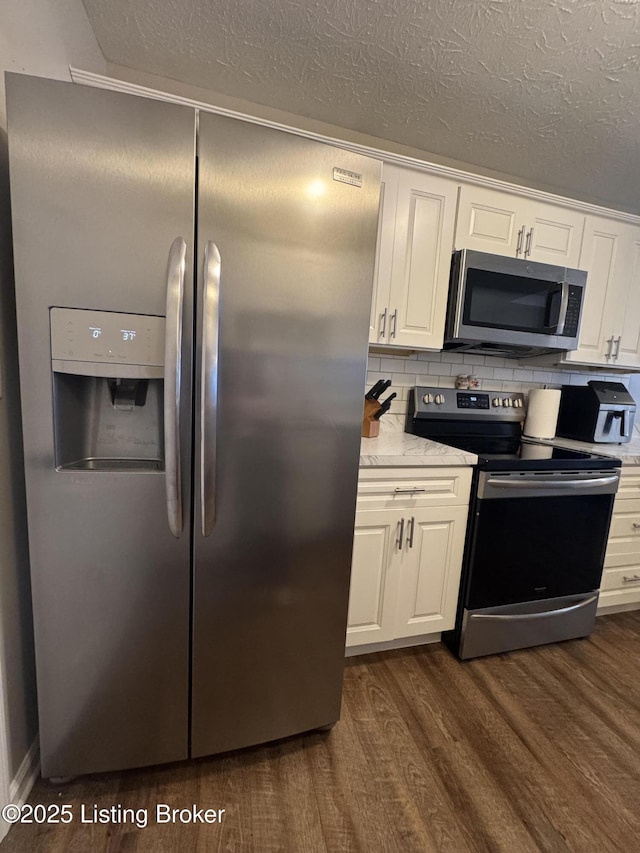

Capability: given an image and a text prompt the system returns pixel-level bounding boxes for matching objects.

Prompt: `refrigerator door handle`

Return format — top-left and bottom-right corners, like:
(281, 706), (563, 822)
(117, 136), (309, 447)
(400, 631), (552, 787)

(164, 237), (186, 538)
(201, 241), (221, 536)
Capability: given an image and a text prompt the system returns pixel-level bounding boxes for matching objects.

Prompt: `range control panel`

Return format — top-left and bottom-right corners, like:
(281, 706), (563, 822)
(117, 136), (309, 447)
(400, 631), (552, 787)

(413, 386), (525, 420)
(51, 308), (165, 368)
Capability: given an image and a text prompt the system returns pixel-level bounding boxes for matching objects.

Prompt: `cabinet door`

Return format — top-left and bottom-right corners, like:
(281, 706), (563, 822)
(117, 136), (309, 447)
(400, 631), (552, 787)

(562, 216), (622, 367)
(346, 509), (401, 647)
(386, 167), (458, 349)
(613, 224), (640, 369)
(394, 505), (468, 638)
(455, 184), (521, 256)
(524, 201), (584, 267)
(456, 184), (584, 267)
(369, 170), (397, 343)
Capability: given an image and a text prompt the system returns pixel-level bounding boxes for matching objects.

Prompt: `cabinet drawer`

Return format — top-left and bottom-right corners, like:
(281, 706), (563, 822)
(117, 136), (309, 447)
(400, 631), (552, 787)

(608, 501), (640, 537)
(601, 565), (640, 592)
(357, 467), (472, 510)
(616, 468), (640, 500)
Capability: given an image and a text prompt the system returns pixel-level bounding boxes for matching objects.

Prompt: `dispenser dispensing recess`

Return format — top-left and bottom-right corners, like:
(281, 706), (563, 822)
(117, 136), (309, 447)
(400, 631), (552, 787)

(50, 308), (166, 471)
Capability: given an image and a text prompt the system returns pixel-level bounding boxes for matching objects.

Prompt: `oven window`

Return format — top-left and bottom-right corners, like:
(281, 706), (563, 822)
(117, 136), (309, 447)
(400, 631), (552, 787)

(465, 493), (614, 610)
(463, 268), (560, 333)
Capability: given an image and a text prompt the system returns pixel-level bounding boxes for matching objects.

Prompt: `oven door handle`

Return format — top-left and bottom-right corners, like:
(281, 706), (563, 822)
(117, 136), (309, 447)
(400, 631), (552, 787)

(471, 595), (599, 622)
(485, 475), (619, 490)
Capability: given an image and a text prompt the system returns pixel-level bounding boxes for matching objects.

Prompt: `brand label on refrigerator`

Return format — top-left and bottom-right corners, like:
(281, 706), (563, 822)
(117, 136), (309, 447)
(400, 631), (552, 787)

(333, 168), (362, 187)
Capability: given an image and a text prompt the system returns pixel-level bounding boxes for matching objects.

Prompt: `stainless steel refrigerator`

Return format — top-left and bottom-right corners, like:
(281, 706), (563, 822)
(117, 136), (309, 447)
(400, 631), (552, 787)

(6, 73), (380, 778)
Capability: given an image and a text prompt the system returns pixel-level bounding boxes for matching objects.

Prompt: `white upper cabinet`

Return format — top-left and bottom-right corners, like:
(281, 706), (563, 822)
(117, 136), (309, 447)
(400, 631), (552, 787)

(561, 217), (640, 369)
(370, 164), (458, 349)
(455, 184), (585, 267)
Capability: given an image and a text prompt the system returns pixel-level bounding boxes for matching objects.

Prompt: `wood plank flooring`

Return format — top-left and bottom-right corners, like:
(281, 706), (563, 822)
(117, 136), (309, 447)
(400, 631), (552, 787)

(3, 610), (640, 852)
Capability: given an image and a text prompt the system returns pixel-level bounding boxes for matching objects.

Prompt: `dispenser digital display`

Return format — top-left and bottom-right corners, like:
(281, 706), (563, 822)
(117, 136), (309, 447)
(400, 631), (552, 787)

(50, 308), (165, 372)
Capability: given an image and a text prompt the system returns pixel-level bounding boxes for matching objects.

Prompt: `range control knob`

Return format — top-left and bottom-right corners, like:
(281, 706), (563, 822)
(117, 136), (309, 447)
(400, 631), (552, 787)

(502, 398), (509, 407)
(434, 393), (445, 405)
(422, 393), (434, 404)
(492, 397), (501, 407)
(513, 398), (522, 409)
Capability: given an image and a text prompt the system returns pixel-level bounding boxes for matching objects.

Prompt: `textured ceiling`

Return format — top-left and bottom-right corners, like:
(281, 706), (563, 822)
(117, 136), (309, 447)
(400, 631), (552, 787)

(81, 0), (640, 213)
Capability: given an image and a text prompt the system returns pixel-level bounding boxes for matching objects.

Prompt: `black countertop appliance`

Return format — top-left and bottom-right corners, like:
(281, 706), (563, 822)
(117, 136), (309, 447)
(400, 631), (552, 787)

(556, 381), (636, 444)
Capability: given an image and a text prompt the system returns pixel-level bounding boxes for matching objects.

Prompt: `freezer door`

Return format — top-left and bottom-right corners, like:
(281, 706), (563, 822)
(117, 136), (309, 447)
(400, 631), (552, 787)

(6, 75), (195, 777)
(192, 113), (381, 756)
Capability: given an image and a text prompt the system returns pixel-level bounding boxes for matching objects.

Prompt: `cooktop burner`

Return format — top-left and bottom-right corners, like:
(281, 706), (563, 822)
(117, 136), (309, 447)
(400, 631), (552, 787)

(406, 386), (621, 472)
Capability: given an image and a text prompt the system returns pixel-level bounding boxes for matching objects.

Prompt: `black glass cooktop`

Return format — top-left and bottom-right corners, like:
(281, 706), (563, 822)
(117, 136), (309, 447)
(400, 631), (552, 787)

(439, 435), (620, 471)
(407, 422), (621, 471)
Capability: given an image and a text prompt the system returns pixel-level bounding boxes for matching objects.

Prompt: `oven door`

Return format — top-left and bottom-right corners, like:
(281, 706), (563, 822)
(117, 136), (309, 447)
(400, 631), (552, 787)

(466, 470), (618, 608)
(453, 469), (619, 658)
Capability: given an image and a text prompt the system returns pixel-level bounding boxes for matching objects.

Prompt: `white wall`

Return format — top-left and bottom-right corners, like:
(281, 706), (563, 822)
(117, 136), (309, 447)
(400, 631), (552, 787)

(0, 0), (105, 817)
(0, 0), (106, 128)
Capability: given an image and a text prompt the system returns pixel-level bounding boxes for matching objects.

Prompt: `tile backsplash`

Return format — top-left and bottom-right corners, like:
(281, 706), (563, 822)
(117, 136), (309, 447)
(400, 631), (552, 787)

(366, 350), (631, 415)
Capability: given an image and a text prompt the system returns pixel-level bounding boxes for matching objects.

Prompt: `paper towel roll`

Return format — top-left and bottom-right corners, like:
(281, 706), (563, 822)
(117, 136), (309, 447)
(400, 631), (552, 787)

(523, 389), (562, 439)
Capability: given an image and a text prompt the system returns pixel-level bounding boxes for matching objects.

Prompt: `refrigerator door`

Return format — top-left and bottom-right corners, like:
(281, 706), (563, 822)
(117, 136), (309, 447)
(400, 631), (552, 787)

(7, 75), (195, 777)
(191, 113), (381, 756)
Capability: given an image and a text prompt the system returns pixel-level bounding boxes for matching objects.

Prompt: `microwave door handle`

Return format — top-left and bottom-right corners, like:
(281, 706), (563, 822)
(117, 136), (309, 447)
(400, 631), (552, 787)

(553, 281), (570, 335)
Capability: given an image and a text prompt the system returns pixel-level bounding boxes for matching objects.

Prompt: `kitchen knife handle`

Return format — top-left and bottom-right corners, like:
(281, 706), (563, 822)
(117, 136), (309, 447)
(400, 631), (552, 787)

(164, 237), (186, 538)
(201, 241), (221, 537)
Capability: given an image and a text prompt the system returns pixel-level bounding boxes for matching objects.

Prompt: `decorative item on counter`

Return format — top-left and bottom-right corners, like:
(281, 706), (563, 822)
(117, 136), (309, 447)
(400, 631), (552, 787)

(523, 388), (562, 439)
(362, 380), (393, 437)
(455, 374), (479, 390)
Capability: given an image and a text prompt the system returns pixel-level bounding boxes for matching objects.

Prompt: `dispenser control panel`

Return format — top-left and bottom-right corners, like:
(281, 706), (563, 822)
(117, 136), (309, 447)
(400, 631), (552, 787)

(50, 308), (165, 371)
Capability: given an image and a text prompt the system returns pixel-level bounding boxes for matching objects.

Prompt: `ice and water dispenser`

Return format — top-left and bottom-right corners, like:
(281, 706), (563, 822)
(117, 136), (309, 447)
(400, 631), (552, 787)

(50, 308), (165, 471)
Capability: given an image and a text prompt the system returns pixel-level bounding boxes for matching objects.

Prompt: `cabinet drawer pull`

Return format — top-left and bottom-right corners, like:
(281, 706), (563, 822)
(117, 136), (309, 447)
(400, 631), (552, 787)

(407, 516), (415, 548)
(396, 517), (405, 550)
(632, 523), (640, 530)
(516, 225), (525, 257)
(394, 487), (427, 494)
(622, 574), (640, 583)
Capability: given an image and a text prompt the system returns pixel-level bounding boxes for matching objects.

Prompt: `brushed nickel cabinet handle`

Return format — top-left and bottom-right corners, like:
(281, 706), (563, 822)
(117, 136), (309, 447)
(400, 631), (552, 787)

(622, 575), (640, 583)
(524, 227), (534, 257)
(407, 516), (415, 548)
(612, 335), (621, 361)
(394, 487), (427, 494)
(516, 225), (525, 257)
(605, 337), (613, 360)
(390, 308), (398, 339)
(396, 517), (405, 550)
(379, 307), (387, 339)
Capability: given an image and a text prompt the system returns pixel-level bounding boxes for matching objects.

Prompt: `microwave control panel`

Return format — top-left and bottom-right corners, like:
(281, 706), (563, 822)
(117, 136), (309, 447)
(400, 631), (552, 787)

(50, 308), (165, 367)
(562, 285), (583, 338)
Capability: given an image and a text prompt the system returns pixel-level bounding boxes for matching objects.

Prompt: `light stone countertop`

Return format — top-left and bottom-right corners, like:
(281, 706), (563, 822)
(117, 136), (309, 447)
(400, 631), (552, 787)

(359, 415), (477, 468)
(536, 424), (640, 466)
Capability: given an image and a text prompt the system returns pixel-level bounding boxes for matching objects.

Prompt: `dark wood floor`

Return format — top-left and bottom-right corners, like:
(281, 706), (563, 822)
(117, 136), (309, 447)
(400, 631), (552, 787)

(4, 611), (640, 852)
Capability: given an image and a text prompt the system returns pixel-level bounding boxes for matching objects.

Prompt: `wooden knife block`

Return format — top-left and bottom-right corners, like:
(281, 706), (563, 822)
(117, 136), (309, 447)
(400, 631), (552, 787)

(362, 399), (381, 437)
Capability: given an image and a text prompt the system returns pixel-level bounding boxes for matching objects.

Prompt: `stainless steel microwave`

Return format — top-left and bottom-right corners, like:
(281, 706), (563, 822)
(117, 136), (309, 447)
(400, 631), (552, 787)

(444, 249), (587, 358)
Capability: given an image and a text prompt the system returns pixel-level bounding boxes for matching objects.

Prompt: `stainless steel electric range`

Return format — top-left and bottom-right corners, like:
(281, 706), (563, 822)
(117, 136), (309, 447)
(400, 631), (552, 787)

(406, 386), (621, 659)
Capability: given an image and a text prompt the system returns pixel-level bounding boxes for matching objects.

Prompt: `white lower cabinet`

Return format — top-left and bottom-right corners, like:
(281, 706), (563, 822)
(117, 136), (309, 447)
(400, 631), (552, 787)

(346, 467), (472, 649)
(600, 466), (640, 610)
